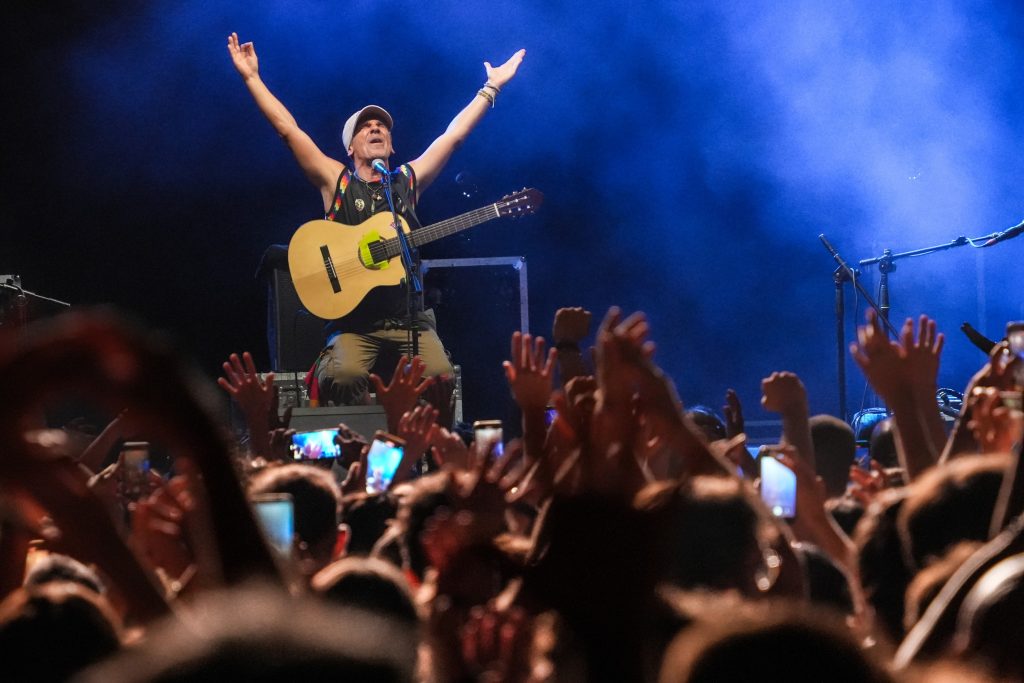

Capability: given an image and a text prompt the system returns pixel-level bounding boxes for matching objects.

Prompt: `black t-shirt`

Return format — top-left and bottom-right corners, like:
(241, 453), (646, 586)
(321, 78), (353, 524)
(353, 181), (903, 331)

(322, 165), (431, 333)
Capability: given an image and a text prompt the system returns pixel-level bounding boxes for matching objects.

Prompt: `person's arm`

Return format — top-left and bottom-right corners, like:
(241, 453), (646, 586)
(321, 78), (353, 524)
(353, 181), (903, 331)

(369, 355), (437, 434)
(217, 352), (279, 460)
(850, 311), (945, 480)
(0, 520), (32, 600)
(503, 331), (557, 466)
(552, 307), (592, 387)
(774, 450), (857, 576)
(761, 371), (815, 473)
(77, 411), (130, 472)
(392, 405), (439, 487)
(227, 33), (343, 206)
(408, 49), (525, 195)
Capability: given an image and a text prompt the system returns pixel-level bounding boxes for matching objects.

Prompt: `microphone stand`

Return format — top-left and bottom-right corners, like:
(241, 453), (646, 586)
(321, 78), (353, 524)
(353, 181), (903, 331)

(0, 281), (70, 308)
(827, 221), (1017, 420)
(0, 281), (70, 330)
(378, 165), (422, 357)
(820, 234), (899, 421)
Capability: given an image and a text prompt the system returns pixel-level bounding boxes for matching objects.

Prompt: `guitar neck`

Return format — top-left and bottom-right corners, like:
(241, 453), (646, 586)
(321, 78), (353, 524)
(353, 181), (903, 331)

(381, 204), (501, 258)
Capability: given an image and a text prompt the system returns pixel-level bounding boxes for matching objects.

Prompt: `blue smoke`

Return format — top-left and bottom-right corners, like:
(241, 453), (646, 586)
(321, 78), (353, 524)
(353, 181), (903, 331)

(10, 0), (1024, 421)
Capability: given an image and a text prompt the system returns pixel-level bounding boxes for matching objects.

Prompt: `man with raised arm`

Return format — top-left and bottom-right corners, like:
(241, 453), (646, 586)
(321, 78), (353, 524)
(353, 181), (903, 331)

(227, 32), (526, 406)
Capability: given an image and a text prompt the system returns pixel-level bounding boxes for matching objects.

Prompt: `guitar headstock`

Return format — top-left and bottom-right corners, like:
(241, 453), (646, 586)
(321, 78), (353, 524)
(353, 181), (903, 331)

(497, 188), (544, 219)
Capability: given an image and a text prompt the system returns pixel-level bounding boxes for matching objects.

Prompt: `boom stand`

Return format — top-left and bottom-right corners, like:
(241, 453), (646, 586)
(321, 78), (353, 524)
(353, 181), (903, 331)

(379, 168), (422, 358)
(826, 221), (1016, 421)
(820, 235), (900, 421)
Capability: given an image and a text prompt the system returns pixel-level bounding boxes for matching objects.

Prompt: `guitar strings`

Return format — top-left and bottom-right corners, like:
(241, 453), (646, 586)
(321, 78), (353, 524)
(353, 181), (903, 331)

(324, 202), (517, 280)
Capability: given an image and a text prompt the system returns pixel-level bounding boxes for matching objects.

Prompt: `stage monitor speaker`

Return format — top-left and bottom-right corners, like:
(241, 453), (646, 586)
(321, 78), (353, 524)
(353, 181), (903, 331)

(288, 406), (387, 438)
(266, 266), (326, 372)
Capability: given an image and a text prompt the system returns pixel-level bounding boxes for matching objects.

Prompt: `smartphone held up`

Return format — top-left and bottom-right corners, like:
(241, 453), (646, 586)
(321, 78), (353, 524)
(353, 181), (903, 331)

(473, 420), (503, 458)
(252, 492), (295, 558)
(120, 441), (151, 502)
(758, 447), (797, 520)
(365, 432), (406, 495)
(289, 429), (340, 461)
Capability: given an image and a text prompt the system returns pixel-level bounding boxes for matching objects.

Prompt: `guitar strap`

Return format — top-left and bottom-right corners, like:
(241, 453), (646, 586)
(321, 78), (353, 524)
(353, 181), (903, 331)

(325, 165), (419, 224)
(324, 169), (352, 222)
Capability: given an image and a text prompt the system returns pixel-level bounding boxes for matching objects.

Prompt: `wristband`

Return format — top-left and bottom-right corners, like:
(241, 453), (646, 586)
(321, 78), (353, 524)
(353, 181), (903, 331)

(555, 341), (581, 352)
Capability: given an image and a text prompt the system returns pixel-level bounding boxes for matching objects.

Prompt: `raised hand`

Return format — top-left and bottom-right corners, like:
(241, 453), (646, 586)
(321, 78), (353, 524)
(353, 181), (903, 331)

(429, 425), (472, 471)
(334, 423), (369, 468)
(218, 352), (276, 426)
(218, 351), (278, 459)
(851, 310), (947, 478)
(760, 371), (814, 470)
(774, 448), (856, 574)
(590, 308), (642, 452)
(899, 314), (945, 395)
(458, 603), (534, 682)
(965, 341), (1022, 396)
(420, 377), (456, 430)
(370, 355), (436, 433)
(760, 371), (808, 415)
(849, 309), (903, 398)
(503, 331), (557, 413)
(397, 404), (440, 467)
(847, 461), (901, 506)
(849, 310), (944, 402)
(340, 445), (368, 496)
(267, 428), (296, 463)
(723, 388), (745, 438)
(552, 307), (592, 346)
(226, 32), (259, 81)
(552, 307), (592, 386)
(484, 49), (526, 90)
(131, 476), (196, 587)
(713, 434), (756, 479)
(424, 442), (510, 560)
(0, 312), (282, 593)
(967, 387), (1024, 454)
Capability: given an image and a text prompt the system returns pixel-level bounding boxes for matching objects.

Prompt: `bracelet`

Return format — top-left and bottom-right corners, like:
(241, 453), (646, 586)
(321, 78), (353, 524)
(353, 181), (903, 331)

(476, 88), (495, 108)
(483, 80), (501, 93)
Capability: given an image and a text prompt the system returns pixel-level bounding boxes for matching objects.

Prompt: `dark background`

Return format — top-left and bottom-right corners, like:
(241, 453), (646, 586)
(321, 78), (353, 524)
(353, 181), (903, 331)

(5, 0), (1024, 425)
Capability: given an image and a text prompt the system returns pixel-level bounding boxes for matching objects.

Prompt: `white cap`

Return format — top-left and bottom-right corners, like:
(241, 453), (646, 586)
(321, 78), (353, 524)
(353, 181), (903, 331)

(341, 105), (394, 150)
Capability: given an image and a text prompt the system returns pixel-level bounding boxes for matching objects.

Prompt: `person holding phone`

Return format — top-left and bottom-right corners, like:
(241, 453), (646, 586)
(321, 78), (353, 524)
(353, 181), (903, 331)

(364, 432), (407, 495)
(247, 464), (345, 579)
(227, 33), (526, 407)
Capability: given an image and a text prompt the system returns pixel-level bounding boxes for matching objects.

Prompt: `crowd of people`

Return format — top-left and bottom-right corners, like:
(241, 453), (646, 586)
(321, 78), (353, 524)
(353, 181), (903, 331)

(1, 303), (1023, 681)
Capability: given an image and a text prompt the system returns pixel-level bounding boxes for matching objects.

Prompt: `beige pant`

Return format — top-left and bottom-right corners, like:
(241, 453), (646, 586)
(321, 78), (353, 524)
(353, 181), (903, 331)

(315, 325), (454, 406)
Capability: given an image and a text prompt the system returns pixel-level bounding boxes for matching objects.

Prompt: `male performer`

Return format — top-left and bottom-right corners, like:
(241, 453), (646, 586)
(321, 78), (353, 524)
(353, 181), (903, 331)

(227, 33), (525, 405)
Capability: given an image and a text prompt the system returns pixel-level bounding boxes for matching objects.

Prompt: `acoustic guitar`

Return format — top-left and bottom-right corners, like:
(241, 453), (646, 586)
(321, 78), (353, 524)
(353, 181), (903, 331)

(287, 188), (542, 320)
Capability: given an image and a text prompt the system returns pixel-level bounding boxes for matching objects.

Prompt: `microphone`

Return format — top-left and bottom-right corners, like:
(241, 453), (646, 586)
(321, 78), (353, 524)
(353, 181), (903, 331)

(984, 219), (1024, 247)
(371, 158), (389, 175)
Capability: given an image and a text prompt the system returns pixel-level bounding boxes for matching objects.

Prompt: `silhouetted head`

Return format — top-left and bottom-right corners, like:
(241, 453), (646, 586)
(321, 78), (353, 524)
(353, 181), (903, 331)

(0, 581), (122, 681)
(79, 583), (417, 682)
(659, 604), (892, 683)
(312, 556), (419, 626)
(810, 414), (857, 498)
(248, 463), (343, 575)
(955, 553), (1024, 680)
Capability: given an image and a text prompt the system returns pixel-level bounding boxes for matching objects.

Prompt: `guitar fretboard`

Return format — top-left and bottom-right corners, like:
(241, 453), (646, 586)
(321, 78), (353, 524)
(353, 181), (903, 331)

(374, 203), (502, 260)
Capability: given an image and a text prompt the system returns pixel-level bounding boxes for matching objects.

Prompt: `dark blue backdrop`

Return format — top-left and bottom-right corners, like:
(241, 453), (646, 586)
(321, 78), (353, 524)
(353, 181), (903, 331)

(5, 0), (1024, 423)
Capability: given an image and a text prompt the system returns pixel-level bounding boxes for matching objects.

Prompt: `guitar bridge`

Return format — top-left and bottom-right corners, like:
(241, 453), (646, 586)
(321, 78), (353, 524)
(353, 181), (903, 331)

(320, 245), (341, 293)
